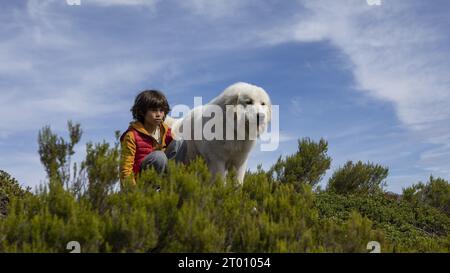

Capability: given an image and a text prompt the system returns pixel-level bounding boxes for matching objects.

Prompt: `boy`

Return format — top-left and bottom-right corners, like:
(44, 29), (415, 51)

(120, 90), (185, 186)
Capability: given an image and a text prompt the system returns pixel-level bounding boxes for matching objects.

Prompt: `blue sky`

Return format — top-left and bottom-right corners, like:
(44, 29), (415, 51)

(1, 0), (449, 193)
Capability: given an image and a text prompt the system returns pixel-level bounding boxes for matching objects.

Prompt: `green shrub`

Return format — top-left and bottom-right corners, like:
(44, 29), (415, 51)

(327, 161), (388, 195)
(269, 138), (331, 189)
(1, 123), (449, 253)
(0, 158), (387, 253)
(403, 176), (450, 216)
(315, 192), (450, 252)
(0, 170), (31, 218)
(38, 121), (82, 186)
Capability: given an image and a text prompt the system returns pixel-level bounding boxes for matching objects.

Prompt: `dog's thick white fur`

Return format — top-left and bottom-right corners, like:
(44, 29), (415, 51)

(166, 82), (272, 183)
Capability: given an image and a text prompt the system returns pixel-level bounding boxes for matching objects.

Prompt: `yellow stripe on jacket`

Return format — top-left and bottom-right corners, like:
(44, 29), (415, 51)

(120, 130), (137, 186)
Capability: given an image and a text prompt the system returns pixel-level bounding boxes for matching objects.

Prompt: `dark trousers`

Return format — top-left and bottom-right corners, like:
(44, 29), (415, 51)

(140, 139), (187, 174)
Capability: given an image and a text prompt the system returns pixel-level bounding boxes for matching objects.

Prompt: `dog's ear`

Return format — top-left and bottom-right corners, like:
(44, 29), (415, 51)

(224, 92), (239, 106)
(220, 92), (240, 112)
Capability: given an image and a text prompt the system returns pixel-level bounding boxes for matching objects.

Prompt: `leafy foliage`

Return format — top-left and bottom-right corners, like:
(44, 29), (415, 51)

(269, 138), (331, 189)
(79, 133), (121, 213)
(403, 176), (450, 216)
(0, 170), (31, 218)
(327, 161), (389, 195)
(37, 120), (82, 186)
(0, 160), (386, 253)
(0, 123), (449, 252)
(315, 192), (450, 252)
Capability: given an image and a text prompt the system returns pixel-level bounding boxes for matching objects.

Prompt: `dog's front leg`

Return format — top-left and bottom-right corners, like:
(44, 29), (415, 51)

(207, 158), (226, 181)
(236, 160), (248, 184)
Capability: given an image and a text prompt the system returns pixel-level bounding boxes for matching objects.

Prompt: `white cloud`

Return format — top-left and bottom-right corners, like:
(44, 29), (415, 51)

(289, 98), (303, 117)
(279, 131), (297, 143)
(87, 0), (248, 17)
(262, 0), (450, 177)
(87, 0), (159, 8)
(2, 0), (449, 187)
(0, 152), (46, 190)
(1, 0), (264, 186)
(0, 0), (169, 135)
(180, 0), (253, 19)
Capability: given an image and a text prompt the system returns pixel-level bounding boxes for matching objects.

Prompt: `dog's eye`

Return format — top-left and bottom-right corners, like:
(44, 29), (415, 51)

(261, 102), (266, 106)
(245, 99), (253, 105)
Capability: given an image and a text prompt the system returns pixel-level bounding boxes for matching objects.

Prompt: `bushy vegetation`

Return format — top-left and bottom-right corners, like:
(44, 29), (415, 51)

(0, 170), (31, 218)
(315, 193), (450, 252)
(269, 138), (331, 190)
(402, 176), (450, 216)
(327, 161), (389, 195)
(0, 122), (448, 252)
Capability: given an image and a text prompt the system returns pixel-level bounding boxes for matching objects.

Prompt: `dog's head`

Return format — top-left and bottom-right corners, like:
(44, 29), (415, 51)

(214, 82), (272, 138)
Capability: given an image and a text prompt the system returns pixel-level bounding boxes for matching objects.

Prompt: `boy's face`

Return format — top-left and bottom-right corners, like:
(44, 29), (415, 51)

(144, 108), (165, 126)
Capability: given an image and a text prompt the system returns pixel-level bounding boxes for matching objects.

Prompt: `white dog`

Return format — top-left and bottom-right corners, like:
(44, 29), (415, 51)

(166, 82), (272, 183)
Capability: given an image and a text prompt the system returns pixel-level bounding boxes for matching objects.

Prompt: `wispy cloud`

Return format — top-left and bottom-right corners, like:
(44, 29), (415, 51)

(88, 0), (159, 7)
(262, 0), (450, 176)
(1, 0), (449, 190)
(0, 151), (45, 188)
(0, 0), (169, 135)
(179, 0), (255, 19)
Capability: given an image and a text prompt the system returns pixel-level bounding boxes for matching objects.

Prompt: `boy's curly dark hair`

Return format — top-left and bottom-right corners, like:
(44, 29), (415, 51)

(131, 90), (171, 123)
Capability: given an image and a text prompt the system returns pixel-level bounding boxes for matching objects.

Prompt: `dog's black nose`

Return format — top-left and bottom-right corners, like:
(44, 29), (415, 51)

(256, 113), (265, 121)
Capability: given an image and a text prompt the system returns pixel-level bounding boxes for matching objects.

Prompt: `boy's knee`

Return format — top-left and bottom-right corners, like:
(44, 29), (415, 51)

(152, 150), (168, 166)
(141, 151), (168, 173)
(166, 139), (187, 163)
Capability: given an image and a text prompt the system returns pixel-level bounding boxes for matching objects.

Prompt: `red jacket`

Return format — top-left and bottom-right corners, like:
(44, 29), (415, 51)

(120, 121), (173, 184)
